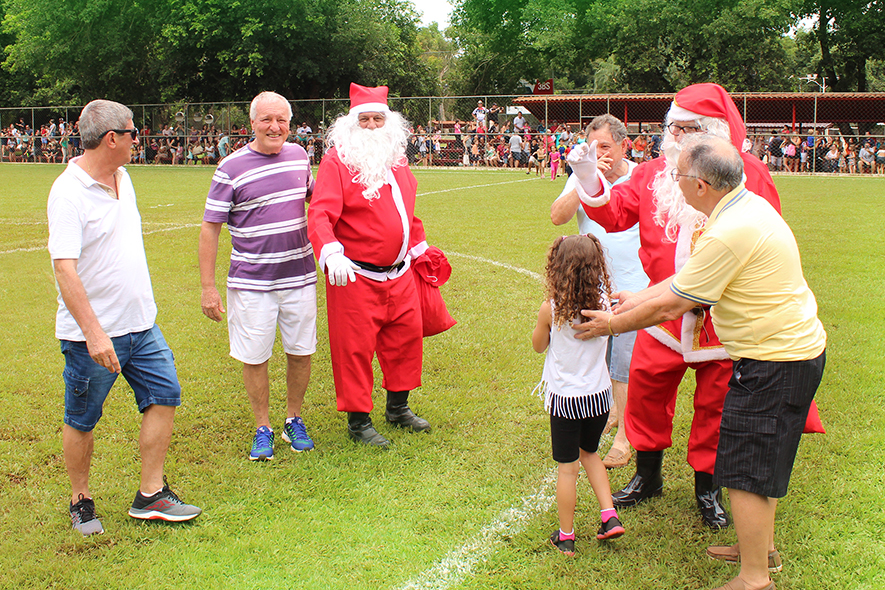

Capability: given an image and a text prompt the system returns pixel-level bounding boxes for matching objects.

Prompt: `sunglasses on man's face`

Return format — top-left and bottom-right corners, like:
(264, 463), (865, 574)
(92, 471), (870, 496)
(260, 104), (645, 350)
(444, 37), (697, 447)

(101, 128), (139, 140)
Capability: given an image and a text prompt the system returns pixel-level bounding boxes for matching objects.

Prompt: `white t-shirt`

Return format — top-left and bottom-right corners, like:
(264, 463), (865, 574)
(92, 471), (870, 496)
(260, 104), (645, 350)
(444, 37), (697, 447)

(47, 160), (157, 341)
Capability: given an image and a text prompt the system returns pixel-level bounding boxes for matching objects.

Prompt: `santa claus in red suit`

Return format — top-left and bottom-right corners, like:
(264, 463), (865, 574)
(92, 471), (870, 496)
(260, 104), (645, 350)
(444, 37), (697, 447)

(569, 83), (824, 529)
(308, 83), (431, 447)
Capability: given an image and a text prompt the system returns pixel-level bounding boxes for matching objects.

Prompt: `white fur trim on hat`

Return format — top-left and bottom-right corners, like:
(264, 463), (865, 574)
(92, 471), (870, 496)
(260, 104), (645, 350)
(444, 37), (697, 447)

(667, 103), (702, 122)
(350, 102), (390, 115)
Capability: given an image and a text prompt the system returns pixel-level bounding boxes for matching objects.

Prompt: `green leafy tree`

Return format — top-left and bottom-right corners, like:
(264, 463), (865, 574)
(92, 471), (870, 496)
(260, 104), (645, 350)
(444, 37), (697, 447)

(417, 22), (457, 95)
(795, 0), (885, 92)
(449, 0), (554, 94)
(450, 0), (800, 94)
(2, 0), (169, 104)
(581, 0), (797, 92)
(1, 0), (435, 105)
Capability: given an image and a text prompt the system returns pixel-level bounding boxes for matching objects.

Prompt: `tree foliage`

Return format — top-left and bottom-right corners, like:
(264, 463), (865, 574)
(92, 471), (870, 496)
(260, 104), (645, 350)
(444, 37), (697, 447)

(795, 0), (885, 92)
(4, 0), (885, 105)
(1, 0), (435, 105)
(450, 0), (799, 94)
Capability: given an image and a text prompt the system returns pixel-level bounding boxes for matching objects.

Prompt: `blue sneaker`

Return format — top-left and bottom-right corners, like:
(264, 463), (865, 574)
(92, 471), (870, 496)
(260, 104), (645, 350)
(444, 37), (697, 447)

(249, 426), (274, 461)
(282, 417), (315, 452)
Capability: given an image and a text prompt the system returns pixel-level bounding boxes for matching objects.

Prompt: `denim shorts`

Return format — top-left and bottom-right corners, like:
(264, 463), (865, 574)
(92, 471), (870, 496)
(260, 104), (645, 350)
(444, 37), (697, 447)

(61, 324), (181, 432)
(605, 330), (638, 383)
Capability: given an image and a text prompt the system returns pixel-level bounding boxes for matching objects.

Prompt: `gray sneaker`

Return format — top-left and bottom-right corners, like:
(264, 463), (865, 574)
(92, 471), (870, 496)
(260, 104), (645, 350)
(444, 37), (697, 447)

(70, 494), (104, 536)
(128, 477), (202, 522)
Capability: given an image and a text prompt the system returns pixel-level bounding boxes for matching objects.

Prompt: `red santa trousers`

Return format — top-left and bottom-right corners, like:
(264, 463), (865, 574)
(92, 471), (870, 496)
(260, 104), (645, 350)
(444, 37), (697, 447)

(624, 328), (731, 474)
(325, 269), (423, 413)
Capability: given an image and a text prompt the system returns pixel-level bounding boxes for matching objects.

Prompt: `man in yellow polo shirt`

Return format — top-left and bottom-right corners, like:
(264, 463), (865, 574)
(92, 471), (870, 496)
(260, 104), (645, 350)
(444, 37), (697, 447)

(576, 134), (826, 590)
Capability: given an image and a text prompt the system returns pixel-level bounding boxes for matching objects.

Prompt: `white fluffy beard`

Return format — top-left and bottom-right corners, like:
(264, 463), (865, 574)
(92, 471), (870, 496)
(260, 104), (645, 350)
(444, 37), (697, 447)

(651, 118), (732, 242)
(327, 111), (410, 201)
(651, 132), (706, 242)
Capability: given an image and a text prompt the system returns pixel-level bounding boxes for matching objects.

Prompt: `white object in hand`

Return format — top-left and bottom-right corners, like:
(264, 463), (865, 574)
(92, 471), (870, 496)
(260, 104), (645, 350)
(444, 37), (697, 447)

(325, 252), (358, 286)
(567, 139), (601, 196)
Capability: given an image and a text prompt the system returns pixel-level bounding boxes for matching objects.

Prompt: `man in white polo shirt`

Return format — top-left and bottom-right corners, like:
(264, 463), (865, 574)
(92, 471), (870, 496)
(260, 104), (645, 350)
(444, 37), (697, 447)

(48, 99), (201, 536)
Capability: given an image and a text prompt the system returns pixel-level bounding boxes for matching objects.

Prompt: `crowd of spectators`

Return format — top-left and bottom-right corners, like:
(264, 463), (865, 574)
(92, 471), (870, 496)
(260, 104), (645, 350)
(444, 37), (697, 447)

(1, 117), (322, 166)
(402, 112), (652, 178)
(745, 127), (885, 174)
(2, 117), (81, 163)
(5, 112), (885, 176)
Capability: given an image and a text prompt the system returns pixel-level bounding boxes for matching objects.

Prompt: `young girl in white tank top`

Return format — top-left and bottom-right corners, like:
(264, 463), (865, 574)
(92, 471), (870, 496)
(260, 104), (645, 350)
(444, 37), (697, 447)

(532, 234), (625, 555)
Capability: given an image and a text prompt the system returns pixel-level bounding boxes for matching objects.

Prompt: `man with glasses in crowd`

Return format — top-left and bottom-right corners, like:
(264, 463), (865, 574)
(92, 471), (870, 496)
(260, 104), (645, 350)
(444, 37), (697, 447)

(48, 99), (201, 536)
(566, 83), (803, 531)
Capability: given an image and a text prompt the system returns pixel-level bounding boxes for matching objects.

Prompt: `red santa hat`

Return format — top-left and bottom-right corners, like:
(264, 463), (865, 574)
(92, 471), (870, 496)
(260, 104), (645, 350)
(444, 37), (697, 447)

(349, 83), (390, 115)
(668, 83), (746, 149)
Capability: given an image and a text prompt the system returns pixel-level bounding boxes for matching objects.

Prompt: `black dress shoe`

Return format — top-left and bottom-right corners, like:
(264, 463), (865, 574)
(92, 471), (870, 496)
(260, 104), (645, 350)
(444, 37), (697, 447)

(612, 450), (664, 507)
(385, 407), (431, 432)
(346, 422), (390, 447)
(612, 472), (663, 507)
(696, 486), (731, 529)
(385, 389), (431, 432)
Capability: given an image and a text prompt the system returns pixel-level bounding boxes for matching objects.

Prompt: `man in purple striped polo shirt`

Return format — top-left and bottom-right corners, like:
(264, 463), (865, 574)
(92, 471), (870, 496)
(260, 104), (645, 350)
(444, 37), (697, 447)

(199, 91), (317, 461)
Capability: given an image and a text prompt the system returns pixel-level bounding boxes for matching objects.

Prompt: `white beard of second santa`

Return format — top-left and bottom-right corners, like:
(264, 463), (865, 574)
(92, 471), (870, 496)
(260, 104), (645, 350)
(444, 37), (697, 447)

(339, 126), (406, 201)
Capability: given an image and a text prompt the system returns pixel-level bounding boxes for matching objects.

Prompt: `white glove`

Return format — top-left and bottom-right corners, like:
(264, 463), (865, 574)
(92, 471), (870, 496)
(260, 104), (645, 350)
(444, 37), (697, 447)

(566, 140), (601, 196)
(324, 252), (358, 286)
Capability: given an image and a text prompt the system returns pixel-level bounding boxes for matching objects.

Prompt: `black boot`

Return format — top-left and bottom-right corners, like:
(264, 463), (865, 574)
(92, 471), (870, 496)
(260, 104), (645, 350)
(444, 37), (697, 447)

(612, 450), (664, 507)
(346, 412), (390, 447)
(695, 471), (731, 529)
(385, 390), (431, 432)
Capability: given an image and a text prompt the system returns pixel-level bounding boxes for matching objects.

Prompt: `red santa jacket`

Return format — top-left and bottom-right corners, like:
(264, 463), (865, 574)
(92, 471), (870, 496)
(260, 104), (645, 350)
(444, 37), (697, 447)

(308, 147), (426, 267)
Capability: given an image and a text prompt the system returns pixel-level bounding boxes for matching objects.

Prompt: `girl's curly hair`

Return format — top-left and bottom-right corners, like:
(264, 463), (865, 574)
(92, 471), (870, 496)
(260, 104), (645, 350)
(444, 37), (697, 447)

(544, 234), (612, 327)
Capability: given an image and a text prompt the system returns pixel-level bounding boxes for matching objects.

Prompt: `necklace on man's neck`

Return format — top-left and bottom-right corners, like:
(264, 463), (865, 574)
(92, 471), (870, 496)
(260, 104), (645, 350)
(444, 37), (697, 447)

(81, 157), (117, 197)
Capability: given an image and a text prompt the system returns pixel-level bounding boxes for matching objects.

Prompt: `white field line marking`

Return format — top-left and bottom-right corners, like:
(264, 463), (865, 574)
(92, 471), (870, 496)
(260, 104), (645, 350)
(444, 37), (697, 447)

(0, 223), (200, 255)
(0, 220), (46, 226)
(447, 251), (543, 283)
(398, 439), (617, 590)
(398, 253), (616, 590)
(399, 470), (558, 590)
(417, 177), (537, 197)
(0, 219), (186, 227)
(143, 223), (201, 234)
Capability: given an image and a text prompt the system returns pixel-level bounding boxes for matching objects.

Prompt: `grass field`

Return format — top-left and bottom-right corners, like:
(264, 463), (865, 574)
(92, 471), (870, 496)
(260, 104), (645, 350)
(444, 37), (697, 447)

(0, 164), (883, 590)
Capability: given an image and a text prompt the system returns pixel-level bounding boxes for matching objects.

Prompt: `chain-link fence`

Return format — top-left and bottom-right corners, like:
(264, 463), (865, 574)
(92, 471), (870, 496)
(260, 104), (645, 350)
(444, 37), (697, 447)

(3, 94), (885, 174)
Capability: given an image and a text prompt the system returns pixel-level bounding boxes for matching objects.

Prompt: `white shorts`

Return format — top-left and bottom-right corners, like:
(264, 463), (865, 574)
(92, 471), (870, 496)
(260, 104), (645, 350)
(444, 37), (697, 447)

(227, 285), (317, 364)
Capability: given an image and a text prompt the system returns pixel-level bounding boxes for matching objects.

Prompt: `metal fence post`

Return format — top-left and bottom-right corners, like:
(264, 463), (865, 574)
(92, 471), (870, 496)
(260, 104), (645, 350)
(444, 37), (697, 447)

(813, 95), (818, 172)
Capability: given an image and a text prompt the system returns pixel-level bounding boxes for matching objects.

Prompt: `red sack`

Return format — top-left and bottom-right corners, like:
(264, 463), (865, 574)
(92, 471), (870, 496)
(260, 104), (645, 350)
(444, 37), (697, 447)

(412, 246), (456, 337)
(803, 400), (825, 434)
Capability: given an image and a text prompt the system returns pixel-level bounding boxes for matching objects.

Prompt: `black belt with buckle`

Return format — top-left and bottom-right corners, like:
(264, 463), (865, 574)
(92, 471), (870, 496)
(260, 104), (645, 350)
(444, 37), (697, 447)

(351, 259), (405, 273)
